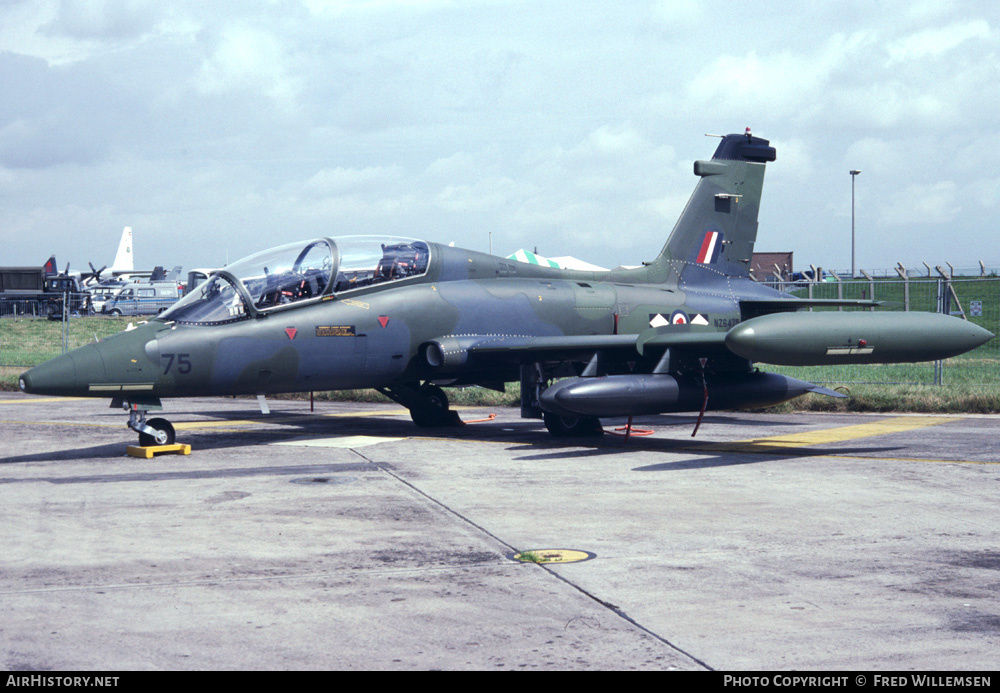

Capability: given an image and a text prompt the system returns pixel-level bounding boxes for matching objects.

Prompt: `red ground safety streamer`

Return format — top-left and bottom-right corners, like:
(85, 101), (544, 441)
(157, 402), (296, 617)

(607, 415), (655, 439)
(691, 373), (709, 437)
(463, 413), (497, 424)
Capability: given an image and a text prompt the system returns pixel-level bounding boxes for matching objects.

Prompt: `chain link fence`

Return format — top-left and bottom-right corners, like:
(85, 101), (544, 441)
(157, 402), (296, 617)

(766, 276), (999, 385)
(1, 293), (138, 369)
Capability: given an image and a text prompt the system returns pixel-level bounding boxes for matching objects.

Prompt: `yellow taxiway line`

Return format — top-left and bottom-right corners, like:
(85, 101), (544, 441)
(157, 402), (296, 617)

(706, 416), (962, 452)
(680, 416), (999, 465)
(0, 397), (88, 404)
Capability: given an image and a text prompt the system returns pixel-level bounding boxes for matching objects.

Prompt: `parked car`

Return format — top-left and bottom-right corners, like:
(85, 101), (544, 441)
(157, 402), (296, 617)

(87, 281), (128, 314)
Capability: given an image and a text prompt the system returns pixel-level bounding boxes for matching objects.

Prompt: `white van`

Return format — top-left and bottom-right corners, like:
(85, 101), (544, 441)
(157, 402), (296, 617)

(103, 283), (181, 316)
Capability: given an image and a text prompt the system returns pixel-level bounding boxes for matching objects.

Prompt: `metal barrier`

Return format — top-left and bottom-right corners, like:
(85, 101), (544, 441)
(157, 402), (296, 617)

(766, 276), (1000, 385)
(0, 293), (133, 368)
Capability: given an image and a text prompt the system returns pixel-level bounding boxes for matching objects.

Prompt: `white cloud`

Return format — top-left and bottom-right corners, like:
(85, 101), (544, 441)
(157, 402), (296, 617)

(435, 177), (520, 213)
(42, 0), (164, 40)
(195, 26), (301, 103)
(649, 0), (703, 28)
(578, 125), (647, 158)
(304, 165), (403, 194)
(3, 2), (1000, 271)
(685, 32), (877, 117)
(769, 137), (814, 180)
(966, 177), (1000, 210)
(886, 19), (991, 64)
(878, 181), (959, 226)
(843, 138), (896, 172)
(303, 0), (459, 16)
(640, 191), (691, 223)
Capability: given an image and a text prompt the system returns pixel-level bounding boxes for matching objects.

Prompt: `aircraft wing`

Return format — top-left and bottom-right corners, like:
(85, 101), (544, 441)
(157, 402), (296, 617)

(740, 298), (883, 319)
(465, 334), (639, 361)
(426, 330), (730, 368)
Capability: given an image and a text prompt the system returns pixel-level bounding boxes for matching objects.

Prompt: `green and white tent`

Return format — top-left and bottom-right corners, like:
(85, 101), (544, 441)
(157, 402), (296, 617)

(507, 249), (561, 268)
(507, 249), (608, 272)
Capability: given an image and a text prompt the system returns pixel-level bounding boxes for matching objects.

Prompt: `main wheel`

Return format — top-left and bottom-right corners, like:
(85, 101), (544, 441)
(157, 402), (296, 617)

(543, 412), (603, 437)
(138, 417), (176, 447)
(409, 384), (461, 427)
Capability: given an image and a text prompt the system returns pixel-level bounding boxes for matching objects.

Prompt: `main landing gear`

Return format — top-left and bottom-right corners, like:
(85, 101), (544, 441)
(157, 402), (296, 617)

(520, 363), (604, 438)
(542, 412), (604, 438)
(376, 382), (463, 428)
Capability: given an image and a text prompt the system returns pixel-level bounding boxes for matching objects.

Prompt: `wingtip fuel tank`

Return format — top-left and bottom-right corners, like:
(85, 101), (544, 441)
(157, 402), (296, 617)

(724, 312), (994, 366)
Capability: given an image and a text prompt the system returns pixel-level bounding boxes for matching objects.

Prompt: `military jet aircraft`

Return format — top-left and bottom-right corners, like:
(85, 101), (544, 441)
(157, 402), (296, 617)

(19, 130), (994, 445)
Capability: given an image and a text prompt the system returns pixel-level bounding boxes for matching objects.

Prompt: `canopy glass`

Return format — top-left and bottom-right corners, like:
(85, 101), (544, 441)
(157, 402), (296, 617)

(160, 236), (430, 325)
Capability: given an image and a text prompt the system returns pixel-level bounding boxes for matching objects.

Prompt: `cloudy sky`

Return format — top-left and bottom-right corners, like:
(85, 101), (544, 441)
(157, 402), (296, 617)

(2, 0), (998, 276)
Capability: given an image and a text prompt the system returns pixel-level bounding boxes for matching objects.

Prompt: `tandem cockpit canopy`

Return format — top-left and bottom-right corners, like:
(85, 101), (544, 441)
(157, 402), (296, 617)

(159, 236), (431, 325)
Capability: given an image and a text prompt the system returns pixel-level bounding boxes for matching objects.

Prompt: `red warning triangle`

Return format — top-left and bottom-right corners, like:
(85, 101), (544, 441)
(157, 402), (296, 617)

(285, 327), (297, 340)
(378, 316), (389, 328)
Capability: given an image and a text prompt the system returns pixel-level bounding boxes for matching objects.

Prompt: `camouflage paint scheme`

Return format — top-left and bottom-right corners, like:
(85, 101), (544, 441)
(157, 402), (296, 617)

(20, 131), (993, 443)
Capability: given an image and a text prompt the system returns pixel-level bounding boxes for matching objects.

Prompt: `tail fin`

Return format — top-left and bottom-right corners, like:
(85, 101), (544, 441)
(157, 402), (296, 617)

(655, 130), (776, 280)
(112, 226), (133, 274)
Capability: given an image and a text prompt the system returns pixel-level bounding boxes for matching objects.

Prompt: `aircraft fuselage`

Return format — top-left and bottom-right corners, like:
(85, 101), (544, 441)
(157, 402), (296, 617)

(25, 245), (763, 400)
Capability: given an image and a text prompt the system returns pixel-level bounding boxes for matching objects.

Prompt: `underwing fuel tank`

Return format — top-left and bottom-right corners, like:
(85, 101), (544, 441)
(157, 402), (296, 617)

(725, 312), (994, 366)
(538, 372), (835, 418)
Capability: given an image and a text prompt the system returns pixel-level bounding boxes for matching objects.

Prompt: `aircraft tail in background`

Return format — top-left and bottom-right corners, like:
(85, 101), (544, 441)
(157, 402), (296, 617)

(111, 227), (134, 274)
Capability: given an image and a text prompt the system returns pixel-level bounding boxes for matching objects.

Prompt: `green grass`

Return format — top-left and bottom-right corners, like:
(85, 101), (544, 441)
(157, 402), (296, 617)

(1, 314), (132, 368)
(761, 383), (1000, 414)
(513, 551), (547, 564)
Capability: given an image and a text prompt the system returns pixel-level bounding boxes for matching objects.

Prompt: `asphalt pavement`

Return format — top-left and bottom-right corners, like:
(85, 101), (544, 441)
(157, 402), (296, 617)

(1, 394), (997, 670)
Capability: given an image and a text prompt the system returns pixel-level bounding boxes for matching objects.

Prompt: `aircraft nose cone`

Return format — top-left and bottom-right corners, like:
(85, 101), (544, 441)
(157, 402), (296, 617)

(20, 353), (78, 395)
(19, 344), (107, 396)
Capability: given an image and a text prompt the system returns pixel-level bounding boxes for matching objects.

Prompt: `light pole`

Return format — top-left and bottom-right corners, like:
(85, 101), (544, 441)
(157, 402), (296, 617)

(850, 169), (861, 278)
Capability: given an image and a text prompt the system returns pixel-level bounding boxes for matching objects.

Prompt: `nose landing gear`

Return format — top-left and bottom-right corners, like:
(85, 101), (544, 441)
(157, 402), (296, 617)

(136, 416), (176, 447)
(113, 396), (176, 447)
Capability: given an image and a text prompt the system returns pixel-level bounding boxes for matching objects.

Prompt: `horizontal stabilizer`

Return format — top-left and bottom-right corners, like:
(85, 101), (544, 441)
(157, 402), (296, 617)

(806, 384), (848, 398)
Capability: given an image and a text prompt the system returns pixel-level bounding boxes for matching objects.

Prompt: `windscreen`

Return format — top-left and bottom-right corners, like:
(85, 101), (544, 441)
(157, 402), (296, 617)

(234, 239), (334, 309)
(158, 274), (248, 325)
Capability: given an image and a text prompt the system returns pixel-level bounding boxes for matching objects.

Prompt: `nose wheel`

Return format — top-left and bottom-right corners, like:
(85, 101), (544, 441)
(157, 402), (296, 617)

(138, 417), (176, 447)
(117, 397), (176, 447)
